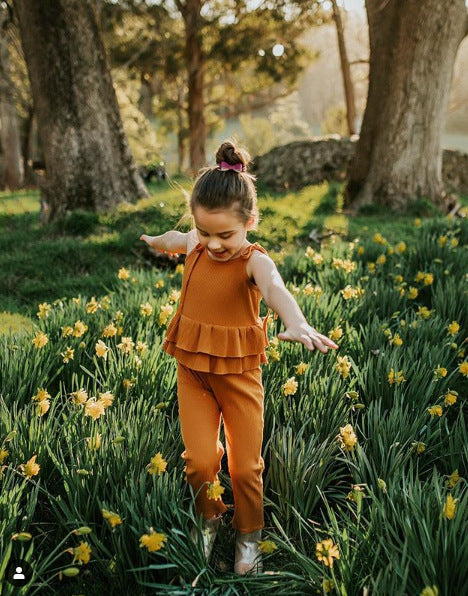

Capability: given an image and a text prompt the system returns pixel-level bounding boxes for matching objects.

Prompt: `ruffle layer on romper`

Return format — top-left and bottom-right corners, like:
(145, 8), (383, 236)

(163, 313), (268, 374)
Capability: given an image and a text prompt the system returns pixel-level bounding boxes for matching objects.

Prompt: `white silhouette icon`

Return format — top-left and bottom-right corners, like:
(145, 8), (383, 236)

(13, 566), (25, 580)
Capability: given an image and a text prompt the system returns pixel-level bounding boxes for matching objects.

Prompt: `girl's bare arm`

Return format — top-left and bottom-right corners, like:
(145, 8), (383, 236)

(140, 229), (198, 255)
(247, 251), (338, 353)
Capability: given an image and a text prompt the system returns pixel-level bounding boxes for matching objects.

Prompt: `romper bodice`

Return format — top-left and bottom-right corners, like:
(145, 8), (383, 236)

(162, 242), (269, 374)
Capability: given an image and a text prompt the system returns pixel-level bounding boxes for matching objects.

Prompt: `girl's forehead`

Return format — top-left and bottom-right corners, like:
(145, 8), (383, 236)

(193, 206), (243, 231)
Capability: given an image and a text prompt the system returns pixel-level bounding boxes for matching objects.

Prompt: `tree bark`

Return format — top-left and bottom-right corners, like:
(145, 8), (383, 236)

(13, 0), (148, 219)
(180, 0), (206, 171)
(0, 23), (24, 190)
(345, 0), (467, 210)
(331, 0), (356, 136)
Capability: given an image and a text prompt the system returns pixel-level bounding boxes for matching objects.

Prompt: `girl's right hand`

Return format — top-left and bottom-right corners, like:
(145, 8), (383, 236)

(140, 234), (152, 245)
(140, 234), (179, 257)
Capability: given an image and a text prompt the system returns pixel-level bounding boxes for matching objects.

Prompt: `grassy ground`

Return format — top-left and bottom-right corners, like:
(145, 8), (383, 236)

(0, 179), (445, 329)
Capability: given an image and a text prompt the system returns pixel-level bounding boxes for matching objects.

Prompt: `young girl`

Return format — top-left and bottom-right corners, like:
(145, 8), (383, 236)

(140, 141), (338, 574)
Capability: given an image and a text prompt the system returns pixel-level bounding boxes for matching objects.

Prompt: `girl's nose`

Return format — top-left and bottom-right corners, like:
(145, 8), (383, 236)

(207, 239), (222, 250)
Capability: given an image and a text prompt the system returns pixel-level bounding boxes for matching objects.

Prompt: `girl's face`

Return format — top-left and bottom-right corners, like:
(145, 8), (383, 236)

(193, 205), (252, 261)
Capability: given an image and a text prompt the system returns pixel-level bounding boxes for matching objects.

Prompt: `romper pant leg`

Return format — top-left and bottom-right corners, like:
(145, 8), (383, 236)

(208, 367), (265, 533)
(177, 363), (228, 520)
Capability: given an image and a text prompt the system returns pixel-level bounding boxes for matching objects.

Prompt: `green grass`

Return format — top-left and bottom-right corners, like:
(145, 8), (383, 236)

(0, 181), (467, 594)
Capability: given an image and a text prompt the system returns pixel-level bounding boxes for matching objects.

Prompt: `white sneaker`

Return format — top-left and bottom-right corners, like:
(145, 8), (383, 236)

(190, 515), (222, 560)
(234, 530), (263, 574)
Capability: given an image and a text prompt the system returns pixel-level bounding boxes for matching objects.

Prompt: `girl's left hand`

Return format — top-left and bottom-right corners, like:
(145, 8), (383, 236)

(278, 324), (339, 353)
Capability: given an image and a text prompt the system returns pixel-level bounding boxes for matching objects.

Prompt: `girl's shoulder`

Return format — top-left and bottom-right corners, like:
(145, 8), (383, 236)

(245, 243), (274, 282)
(186, 229), (200, 255)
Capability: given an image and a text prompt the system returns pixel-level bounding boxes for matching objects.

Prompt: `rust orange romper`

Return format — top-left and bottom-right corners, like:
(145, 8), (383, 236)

(163, 242), (269, 533)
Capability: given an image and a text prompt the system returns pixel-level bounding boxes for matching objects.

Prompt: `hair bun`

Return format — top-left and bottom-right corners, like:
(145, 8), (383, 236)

(215, 141), (250, 169)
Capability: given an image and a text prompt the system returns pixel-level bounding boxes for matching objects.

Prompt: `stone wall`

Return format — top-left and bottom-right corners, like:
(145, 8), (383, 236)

(251, 136), (468, 196)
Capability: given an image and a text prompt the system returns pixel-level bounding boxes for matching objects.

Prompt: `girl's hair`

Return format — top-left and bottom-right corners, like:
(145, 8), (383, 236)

(190, 140), (259, 228)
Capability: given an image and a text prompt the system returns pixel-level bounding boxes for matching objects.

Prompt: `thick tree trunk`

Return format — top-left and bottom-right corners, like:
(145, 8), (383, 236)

(331, 0), (356, 136)
(14, 0), (148, 219)
(183, 0), (206, 171)
(0, 27), (24, 190)
(345, 0), (467, 210)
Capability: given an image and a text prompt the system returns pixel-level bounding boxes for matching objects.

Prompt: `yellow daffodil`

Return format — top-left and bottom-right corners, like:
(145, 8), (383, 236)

(391, 334), (403, 346)
(117, 336), (134, 354)
(258, 540), (278, 554)
(154, 279), (165, 289)
(282, 377), (298, 396)
(158, 304), (174, 326)
(169, 289), (181, 303)
(447, 321), (459, 335)
(447, 470), (460, 488)
(32, 388), (51, 402)
(36, 399), (50, 416)
(122, 378), (135, 390)
(102, 509), (122, 528)
(84, 398), (105, 420)
(416, 306), (433, 319)
(458, 361), (468, 377)
(98, 391), (114, 408)
(395, 241), (406, 253)
(295, 362), (309, 375)
(102, 323), (118, 337)
(95, 340), (110, 360)
(433, 367), (447, 379)
(61, 347), (74, 363)
(336, 355), (352, 378)
(73, 320), (88, 337)
(175, 263), (185, 274)
(423, 273), (434, 285)
(71, 388), (88, 405)
(206, 480), (225, 501)
(328, 325), (343, 341)
(37, 302), (51, 319)
(140, 303), (153, 317)
(86, 297), (100, 314)
(147, 452), (168, 475)
(388, 367), (407, 386)
(376, 254), (386, 265)
(427, 405), (443, 418)
(338, 424), (357, 451)
(101, 295), (111, 310)
(444, 390), (458, 406)
(443, 494), (457, 520)
(0, 447), (8, 464)
(412, 441), (426, 454)
(139, 529), (167, 552)
(372, 232), (387, 245)
(70, 541), (92, 565)
(32, 332), (48, 349)
(21, 455), (40, 478)
(118, 268), (130, 281)
(315, 538), (340, 567)
(136, 341), (148, 355)
(407, 286), (418, 299)
(420, 586), (439, 596)
(451, 237), (459, 247)
(62, 325), (74, 337)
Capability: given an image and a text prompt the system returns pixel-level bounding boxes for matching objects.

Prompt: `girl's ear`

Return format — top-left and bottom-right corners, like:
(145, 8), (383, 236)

(246, 216), (255, 230)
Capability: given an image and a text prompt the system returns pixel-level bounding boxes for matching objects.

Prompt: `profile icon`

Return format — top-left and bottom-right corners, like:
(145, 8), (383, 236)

(6, 558), (33, 587)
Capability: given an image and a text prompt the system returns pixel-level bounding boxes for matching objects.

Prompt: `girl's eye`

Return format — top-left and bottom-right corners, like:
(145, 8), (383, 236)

(220, 235), (232, 239)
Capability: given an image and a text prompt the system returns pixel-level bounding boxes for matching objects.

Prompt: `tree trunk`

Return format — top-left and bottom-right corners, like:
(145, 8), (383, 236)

(0, 26), (24, 190)
(345, 0), (467, 210)
(182, 0), (206, 171)
(331, 0), (356, 136)
(13, 0), (148, 219)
